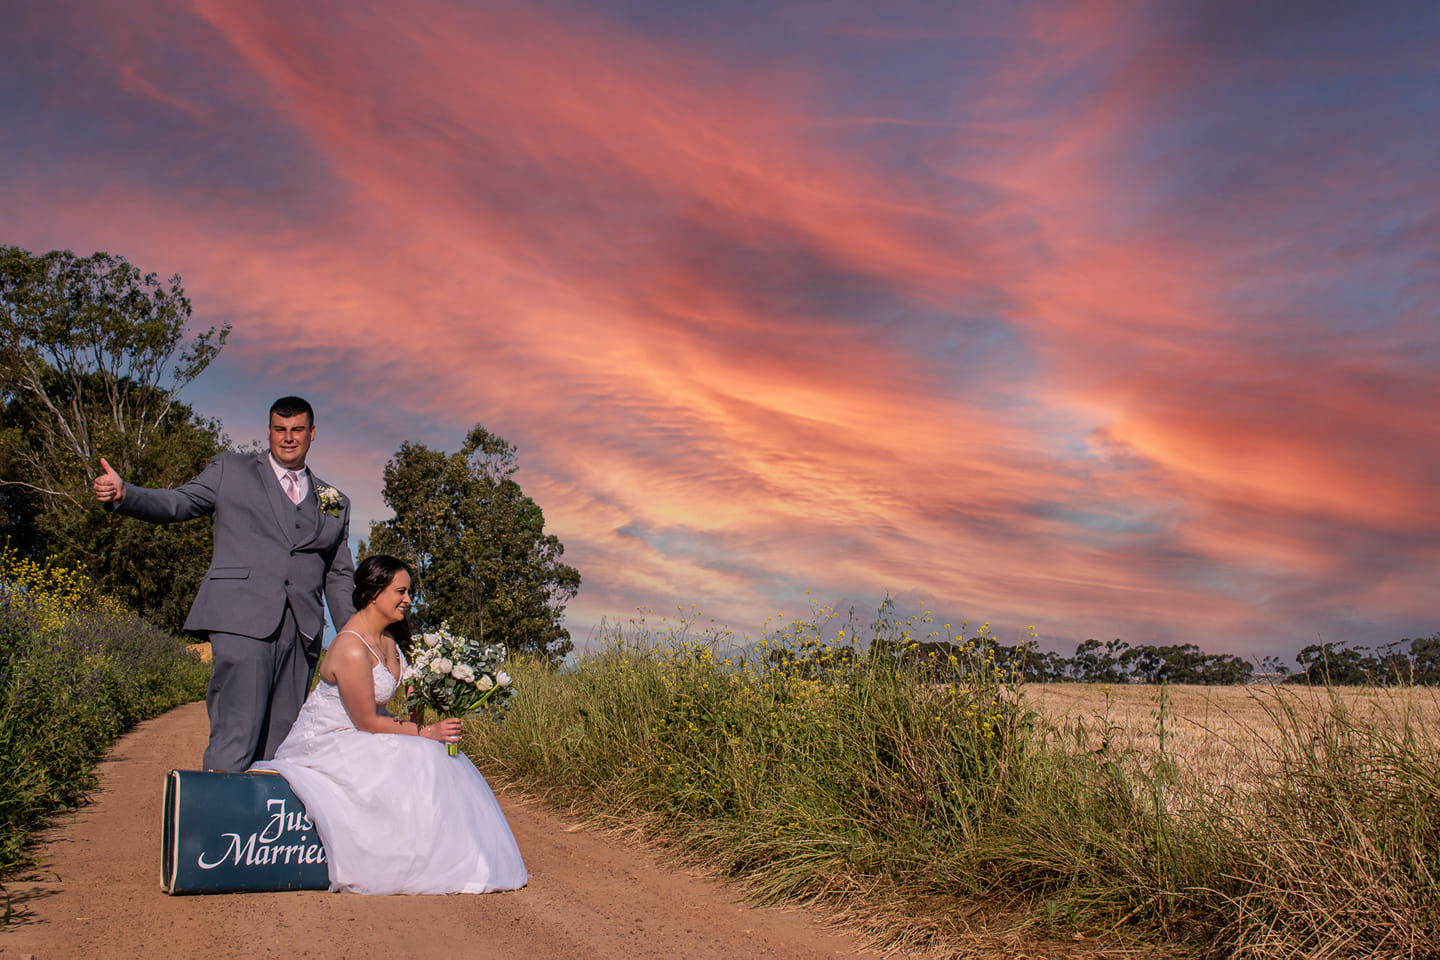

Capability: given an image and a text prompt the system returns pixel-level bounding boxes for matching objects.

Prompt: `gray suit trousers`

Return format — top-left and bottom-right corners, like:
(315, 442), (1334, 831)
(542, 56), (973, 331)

(203, 605), (316, 772)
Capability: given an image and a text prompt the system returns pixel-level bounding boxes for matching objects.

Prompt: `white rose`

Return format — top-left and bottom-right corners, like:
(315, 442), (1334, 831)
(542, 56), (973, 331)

(477, 675), (495, 691)
(424, 633), (441, 648)
(452, 664), (475, 682)
(495, 671), (512, 688)
(432, 657), (453, 675)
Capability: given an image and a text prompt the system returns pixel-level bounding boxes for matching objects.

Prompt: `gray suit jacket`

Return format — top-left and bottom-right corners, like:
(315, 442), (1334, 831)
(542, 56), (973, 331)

(114, 452), (356, 641)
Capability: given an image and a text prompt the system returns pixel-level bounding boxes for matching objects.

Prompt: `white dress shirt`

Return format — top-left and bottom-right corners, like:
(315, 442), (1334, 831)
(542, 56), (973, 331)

(267, 454), (310, 503)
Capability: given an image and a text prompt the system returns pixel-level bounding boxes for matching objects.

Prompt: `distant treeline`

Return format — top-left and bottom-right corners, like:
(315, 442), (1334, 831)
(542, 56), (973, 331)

(771, 634), (1440, 686)
(917, 635), (1440, 685)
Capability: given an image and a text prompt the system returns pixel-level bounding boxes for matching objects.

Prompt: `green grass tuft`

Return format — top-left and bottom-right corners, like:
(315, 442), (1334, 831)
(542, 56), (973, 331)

(464, 605), (1440, 957)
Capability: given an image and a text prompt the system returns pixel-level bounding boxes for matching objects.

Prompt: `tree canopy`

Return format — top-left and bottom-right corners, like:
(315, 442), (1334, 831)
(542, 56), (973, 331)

(365, 425), (580, 665)
(0, 246), (230, 631)
(0, 246), (228, 494)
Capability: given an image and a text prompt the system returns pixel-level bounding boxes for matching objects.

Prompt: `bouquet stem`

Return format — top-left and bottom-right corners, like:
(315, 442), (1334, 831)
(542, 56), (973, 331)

(447, 741), (460, 757)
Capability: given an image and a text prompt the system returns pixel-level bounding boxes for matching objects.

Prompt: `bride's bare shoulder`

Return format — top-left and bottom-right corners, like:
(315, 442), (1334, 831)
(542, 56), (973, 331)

(320, 630), (373, 675)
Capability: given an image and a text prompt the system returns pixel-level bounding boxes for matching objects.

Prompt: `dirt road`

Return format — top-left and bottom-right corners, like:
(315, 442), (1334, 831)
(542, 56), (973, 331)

(0, 702), (888, 960)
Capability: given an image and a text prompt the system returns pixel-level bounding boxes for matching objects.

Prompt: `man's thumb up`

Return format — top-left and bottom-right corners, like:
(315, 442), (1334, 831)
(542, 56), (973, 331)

(93, 457), (125, 504)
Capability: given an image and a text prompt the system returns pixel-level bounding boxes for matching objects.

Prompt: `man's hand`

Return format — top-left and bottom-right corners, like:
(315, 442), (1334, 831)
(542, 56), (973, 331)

(93, 457), (125, 504)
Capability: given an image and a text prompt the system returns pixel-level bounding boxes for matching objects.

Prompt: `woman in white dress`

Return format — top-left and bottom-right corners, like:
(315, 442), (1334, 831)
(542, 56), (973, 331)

(253, 555), (528, 895)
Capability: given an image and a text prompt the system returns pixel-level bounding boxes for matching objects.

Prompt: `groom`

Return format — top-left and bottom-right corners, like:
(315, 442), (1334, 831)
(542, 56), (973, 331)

(93, 396), (356, 772)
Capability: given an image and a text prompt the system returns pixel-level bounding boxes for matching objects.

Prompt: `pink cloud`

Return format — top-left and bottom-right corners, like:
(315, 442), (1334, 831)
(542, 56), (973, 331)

(4, 0), (1435, 653)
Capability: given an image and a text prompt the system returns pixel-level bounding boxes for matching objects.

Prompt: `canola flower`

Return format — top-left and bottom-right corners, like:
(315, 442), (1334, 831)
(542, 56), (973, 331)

(1, 548), (124, 631)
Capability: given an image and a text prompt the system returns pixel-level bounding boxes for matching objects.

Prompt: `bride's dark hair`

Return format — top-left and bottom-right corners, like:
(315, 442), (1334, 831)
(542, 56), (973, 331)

(353, 554), (413, 654)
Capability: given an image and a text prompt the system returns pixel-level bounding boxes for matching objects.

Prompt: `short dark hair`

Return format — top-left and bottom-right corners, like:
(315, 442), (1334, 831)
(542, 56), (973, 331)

(269, 396), (314, 426)
(353, 554), (414, 654)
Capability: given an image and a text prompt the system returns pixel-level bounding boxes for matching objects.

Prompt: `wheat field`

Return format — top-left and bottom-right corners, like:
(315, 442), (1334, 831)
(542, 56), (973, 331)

(1030, 680), (1440, 790)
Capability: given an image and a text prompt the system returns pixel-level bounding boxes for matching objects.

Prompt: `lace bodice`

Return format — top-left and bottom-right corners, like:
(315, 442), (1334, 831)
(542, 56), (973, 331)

(279, 645), (405, 744)
(333, 629), (404, 704)
(369, 656), (401, 704)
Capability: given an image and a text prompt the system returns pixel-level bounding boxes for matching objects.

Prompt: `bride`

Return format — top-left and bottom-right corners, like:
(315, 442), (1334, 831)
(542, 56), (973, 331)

(253, 554), (528, 895)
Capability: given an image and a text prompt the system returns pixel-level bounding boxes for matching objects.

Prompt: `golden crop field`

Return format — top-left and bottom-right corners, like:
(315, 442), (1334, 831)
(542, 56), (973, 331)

(1028, 680), (1440, 790)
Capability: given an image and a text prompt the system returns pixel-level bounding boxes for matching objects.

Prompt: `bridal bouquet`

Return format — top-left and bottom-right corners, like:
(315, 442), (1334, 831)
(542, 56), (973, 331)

(404, 624), (514, 756)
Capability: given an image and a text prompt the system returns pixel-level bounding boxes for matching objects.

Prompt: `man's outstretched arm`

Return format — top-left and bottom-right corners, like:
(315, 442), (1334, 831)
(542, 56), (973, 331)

(94, 454), (225, 524)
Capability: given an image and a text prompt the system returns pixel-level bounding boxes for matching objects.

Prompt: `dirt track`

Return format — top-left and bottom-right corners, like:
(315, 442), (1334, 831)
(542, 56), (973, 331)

(0, 702), (889, 960)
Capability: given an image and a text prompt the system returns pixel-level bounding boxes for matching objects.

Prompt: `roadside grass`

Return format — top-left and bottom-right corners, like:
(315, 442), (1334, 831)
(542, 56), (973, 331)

(0, 551), (211, 883)
(466, 606), (1440, 959)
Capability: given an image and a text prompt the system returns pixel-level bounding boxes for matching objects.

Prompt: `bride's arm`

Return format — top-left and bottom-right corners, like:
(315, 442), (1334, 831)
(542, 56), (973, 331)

(327, 638), (461, 743)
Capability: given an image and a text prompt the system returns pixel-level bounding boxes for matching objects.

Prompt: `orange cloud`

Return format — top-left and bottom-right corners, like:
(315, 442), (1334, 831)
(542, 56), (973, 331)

(5, 0), (1435, 654)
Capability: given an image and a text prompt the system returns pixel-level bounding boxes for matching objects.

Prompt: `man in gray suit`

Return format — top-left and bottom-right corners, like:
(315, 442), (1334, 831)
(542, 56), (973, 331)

(93, 396), (356, 771)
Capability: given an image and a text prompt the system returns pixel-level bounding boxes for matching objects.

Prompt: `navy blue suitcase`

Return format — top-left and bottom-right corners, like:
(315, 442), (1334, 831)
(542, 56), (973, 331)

(160, 769), (330, 894)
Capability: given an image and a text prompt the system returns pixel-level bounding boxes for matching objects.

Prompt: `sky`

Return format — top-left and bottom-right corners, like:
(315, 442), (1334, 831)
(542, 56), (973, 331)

(2, 0), (1437, 661)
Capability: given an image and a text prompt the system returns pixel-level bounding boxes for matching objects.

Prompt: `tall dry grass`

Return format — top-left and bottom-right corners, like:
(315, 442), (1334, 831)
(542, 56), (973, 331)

(463, 610), (1440, 958)
(1033, 681), (1440, 956)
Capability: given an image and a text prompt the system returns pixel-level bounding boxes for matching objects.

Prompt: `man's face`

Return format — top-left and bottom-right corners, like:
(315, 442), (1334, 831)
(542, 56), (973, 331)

(268, 413), (315, 470)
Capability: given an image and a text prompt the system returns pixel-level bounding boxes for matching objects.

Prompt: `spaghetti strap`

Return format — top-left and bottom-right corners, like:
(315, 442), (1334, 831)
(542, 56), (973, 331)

(335, 628), (383, 666)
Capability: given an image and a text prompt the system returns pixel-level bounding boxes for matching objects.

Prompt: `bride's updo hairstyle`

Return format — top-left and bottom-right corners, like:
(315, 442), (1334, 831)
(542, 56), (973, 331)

(352, 554), (413, 654)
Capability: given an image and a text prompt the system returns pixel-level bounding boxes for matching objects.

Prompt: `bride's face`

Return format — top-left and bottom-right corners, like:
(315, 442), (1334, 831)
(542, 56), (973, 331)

(374, 570), (412, 623)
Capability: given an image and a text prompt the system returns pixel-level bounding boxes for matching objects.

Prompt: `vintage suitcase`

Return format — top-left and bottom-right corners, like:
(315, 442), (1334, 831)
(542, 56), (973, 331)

(160, 769), (331, 894)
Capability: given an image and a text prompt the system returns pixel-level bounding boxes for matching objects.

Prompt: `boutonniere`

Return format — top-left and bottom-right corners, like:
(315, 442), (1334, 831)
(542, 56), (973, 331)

(317, 485), (343, 517)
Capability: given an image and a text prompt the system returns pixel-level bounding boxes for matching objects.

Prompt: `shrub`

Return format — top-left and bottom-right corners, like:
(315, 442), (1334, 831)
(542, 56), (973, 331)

(0, 550), (210, 874)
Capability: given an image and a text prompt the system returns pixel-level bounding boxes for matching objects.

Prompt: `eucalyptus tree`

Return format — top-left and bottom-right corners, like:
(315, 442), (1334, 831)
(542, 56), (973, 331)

(0, 246), (230, 630)
(366, 425), (580, 664)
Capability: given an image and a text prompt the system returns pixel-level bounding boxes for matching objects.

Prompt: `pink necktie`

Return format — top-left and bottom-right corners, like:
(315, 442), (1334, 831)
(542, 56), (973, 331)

(283, 470), (302, 505)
